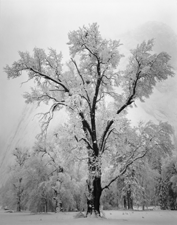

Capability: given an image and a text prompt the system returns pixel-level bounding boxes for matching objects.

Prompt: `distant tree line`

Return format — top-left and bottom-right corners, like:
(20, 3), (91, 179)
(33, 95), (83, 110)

(0, 133), (177, 212)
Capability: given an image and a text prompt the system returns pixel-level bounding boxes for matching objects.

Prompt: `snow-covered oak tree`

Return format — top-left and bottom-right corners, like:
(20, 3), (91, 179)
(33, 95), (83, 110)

(4, 23), (174, 215)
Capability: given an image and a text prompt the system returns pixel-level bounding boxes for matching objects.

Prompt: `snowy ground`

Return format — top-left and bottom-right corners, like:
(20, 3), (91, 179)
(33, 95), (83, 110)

(0, 210), (177, 225)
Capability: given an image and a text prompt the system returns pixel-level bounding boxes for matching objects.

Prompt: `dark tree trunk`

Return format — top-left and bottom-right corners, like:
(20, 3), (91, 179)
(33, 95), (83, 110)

(86, 176), (102, 216)
(53, 189), (59, 213)
(55, 199), (58, 213)
(142, 189), (146, 210)
(17, 199), (21, 212)
(45, 199), (48, 213)
(127, 186), (133, 210)
(123, 196), (127, 209)
(16, 178), (23, 212)
(93, 176), (102, 214)
(86, 154), (102, 216)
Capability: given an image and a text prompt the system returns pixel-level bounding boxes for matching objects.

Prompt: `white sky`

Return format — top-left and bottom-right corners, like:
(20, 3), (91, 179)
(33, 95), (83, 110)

(0, 0), (177, 141)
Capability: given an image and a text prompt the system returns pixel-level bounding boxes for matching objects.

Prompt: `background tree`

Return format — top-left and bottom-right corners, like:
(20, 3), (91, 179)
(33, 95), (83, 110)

(21, 155), (52, 212)
(0, 175), (19, 210)
(159, 156), (177, 210)
(4, 23), (174, 215)
(124, 161), (158, 210)
(11, 148), (29, 212)
(0, 148), (30, 211)
(100, 120), (173, 209)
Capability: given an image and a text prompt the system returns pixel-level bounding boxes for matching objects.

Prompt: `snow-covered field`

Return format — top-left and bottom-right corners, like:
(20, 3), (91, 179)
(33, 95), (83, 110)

(0, 210), (177, 225)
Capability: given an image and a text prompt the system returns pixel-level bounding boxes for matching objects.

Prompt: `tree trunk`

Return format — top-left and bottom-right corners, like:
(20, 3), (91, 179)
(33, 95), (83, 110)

(17, 199), (21, 212)
(45, 199), (48, 213)
(142, 189), (146, 211)
(127, 187), (133, 210)
(123, 196), (127, 209)
(15, 178), (23, 212)
(93, 176), (102, 214)
(53, 190), (59, 213)
(55, 199), (58, 213)
(86, 154), (102, 216)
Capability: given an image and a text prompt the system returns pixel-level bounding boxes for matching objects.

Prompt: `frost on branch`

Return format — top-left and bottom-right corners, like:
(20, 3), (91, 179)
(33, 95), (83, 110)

(122, 39), (174, 102)
(68, 23), (123, 69)
(4, 24), (174, 145)
(4, 23), (175, 214)
(101, 121), (174, 190)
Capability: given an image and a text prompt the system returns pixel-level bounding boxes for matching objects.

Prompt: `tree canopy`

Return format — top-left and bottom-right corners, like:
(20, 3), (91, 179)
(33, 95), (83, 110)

(3, 23), (175, 214)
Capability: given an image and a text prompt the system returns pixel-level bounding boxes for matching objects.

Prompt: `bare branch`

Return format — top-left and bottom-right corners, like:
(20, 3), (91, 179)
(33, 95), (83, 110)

(100, 69), (142, 152)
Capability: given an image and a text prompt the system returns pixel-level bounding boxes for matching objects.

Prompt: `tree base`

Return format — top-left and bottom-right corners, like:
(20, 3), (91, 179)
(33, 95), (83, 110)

(74, 212), (86, 218)
(86, 212), (106, 219)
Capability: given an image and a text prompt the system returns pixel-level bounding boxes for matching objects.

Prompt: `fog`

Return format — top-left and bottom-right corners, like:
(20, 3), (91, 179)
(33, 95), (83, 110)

(0, 0), (177, 180)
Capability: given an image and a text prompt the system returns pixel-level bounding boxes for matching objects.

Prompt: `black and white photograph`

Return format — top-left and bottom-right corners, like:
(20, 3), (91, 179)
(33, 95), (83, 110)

(0, 0), (177, 224)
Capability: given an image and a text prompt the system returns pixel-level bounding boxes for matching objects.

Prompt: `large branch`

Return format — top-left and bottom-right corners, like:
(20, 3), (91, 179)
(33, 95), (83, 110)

(100, 70), (141, 151)
(79, 42), (102, 144)
(79, 111), (92, 140)
(82, 43), (100, 62)
(91, 72), (102, 112)
(71, 58), (85, 84)
(90, 61), (103, 155)
(102, 148), (148, 191)
(91, 76), (102, 133)
(28, 67), (70, 93)
(71, 58), (91, 110)
(100, 128), (114, 153)
(36, 101), (73, 139)
(75, 41), (104, 154)
(102, 133), (156, 191)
